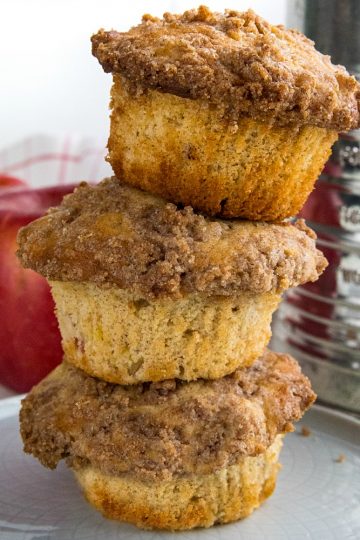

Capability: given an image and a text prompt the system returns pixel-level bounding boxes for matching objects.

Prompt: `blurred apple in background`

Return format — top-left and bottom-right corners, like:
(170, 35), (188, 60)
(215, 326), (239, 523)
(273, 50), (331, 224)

(0, 174), (27, 189)
(0, 181), (77, 392)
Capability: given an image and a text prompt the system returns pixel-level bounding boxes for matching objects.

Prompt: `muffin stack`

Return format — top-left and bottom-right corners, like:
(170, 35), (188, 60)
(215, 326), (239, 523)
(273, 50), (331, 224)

(18, 7), (360, 532)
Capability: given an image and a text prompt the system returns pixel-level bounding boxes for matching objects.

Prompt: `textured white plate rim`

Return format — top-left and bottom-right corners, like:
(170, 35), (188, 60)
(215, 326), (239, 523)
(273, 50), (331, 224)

(0, 394), (25, 420)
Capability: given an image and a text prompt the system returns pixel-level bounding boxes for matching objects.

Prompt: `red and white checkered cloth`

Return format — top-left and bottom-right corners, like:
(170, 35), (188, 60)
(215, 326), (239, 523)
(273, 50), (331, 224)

(0, 135), (112, 187)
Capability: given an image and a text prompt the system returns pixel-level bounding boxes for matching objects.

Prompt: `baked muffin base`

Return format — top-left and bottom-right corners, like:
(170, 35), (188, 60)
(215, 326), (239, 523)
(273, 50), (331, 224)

(108, 76), (337, 220)
(50, 281), (281, 383)
(74, 435), (282, 531)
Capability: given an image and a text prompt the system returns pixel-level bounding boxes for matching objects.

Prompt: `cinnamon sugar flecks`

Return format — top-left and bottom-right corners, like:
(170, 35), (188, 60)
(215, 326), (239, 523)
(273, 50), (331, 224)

(17, 178), (327, 299)
(20, 349), (315, 481)
(92, 6), (360, 131)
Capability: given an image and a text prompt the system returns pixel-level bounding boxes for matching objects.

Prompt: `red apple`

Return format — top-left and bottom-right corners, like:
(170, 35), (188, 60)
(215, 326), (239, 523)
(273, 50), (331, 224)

(0, 184), (77, 392)
(0, 174), (27, 190)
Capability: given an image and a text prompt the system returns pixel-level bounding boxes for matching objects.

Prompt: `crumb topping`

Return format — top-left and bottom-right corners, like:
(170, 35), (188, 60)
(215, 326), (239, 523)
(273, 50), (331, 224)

(300, 426), (312, 437)
(20, 349), (316, 480)
(17, 178), (327, 299)
(92, 6), (360, 130)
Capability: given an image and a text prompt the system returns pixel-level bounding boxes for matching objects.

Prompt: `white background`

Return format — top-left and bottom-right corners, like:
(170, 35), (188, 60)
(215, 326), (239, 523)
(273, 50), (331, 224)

(1, 0), (286, 151)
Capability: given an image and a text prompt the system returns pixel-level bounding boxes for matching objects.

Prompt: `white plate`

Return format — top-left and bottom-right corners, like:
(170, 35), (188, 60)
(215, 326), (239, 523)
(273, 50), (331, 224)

(0, 397), (359, 540)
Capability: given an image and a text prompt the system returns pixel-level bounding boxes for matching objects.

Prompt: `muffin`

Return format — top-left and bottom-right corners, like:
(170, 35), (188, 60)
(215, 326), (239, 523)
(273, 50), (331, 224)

(74, 437), (283, 531)
(91, 6), (360, 220)
(20, 349), (316, 530)
(17, 178), (327, 384)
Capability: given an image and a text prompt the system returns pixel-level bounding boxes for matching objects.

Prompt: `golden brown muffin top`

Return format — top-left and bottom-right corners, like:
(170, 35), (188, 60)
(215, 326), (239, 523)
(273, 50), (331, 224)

(20, 349), (315, 481)
(92, 5), (360, 131)
(17, 178), (327, 299)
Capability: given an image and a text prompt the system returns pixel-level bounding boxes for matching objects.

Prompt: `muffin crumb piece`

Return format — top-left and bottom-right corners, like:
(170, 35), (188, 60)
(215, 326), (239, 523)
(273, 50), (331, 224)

(300, 426), (311, 437)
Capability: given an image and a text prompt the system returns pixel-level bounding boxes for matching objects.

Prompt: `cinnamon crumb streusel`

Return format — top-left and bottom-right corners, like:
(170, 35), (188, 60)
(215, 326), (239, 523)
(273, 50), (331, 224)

(20, 349), (315, 480)
(92, 6), (360, 130)
(17, 178), (327, 299)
